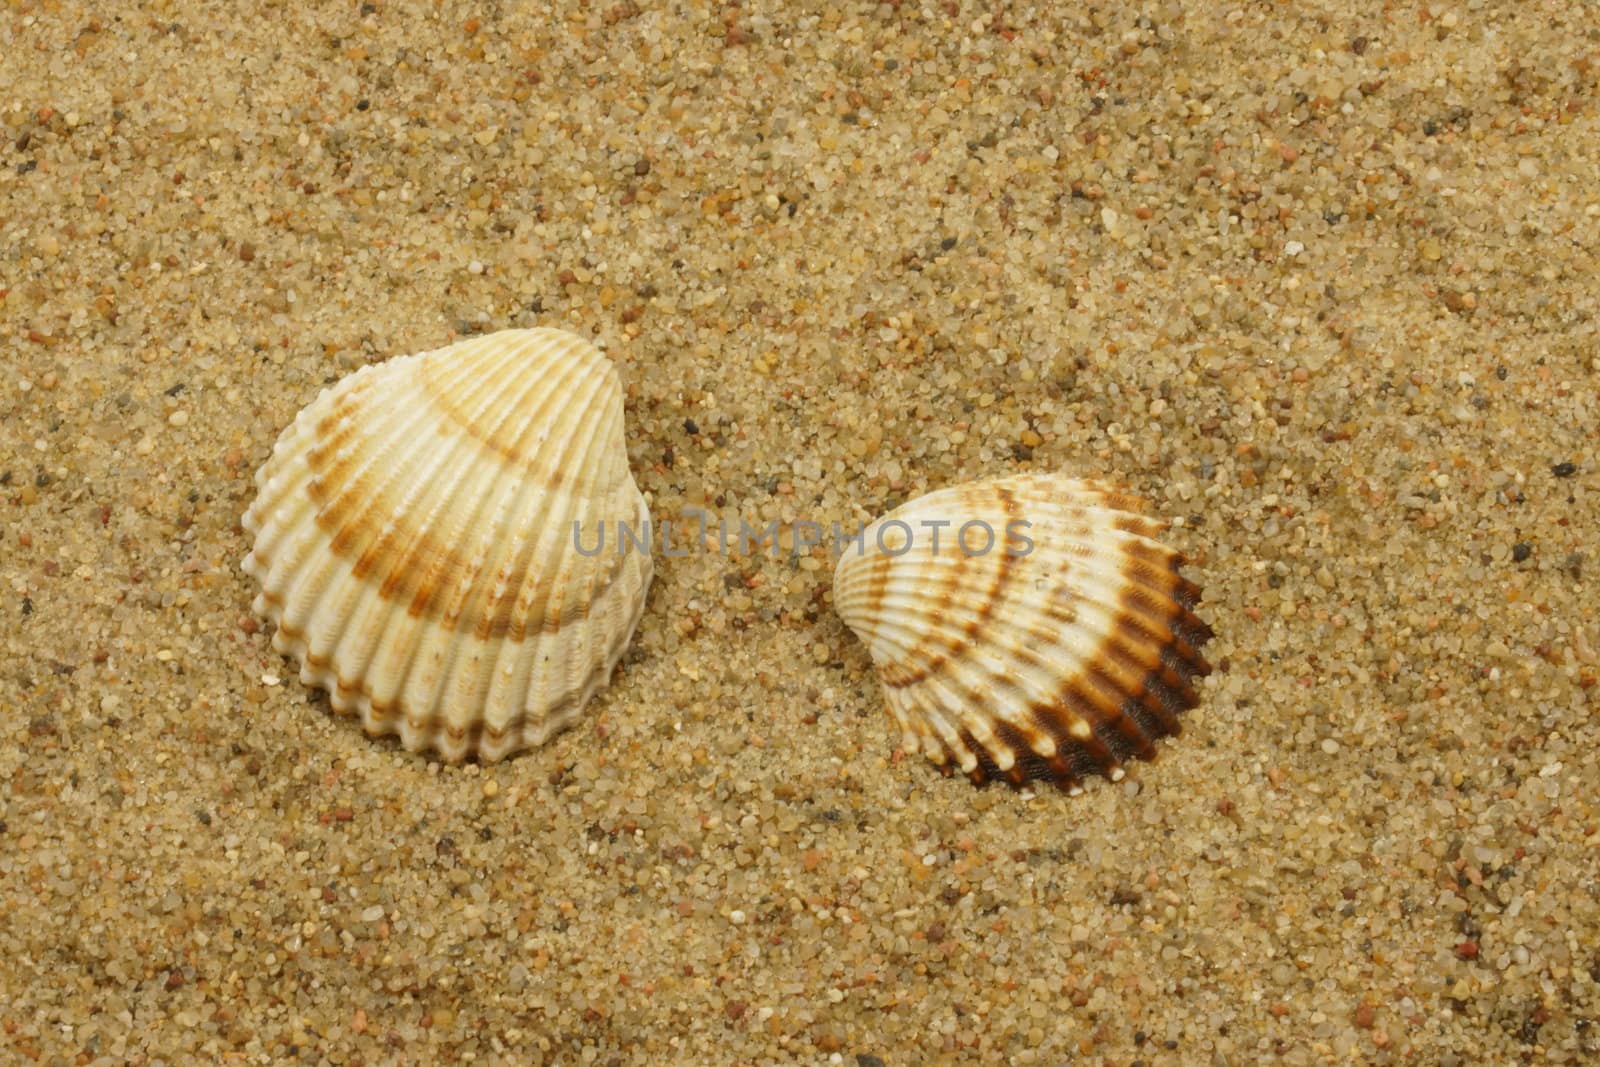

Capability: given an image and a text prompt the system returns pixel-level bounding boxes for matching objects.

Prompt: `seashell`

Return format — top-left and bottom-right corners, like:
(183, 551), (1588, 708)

(242, 328), (653, 762)
(832, 472), (1212, 790)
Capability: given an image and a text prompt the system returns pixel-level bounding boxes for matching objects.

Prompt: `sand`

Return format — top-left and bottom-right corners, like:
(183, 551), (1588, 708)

(3, 1), (1598, 1063)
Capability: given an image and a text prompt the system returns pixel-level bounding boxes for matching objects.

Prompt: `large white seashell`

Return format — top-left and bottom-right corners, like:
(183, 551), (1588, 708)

(832, 472), (1212, 789)
(242, 328), (653, 762)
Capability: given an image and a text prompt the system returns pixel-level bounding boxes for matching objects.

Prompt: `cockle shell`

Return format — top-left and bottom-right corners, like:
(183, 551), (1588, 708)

(242, 328), (653, 762)
(832, 472), (1213, 789)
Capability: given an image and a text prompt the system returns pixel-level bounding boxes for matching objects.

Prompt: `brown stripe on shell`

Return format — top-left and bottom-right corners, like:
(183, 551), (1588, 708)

(317, 343), (591, 569)
(879, 485), (1023, 690)
(1122, 544), (1214, 642)
(957, 556), (1213, 792)
(1024, 703), (1095, 785)
(1098, 629), (1186, 737)
(864, 549), (892, 624)
(989, 716), (1066, 787)
(1080, 661), (1159, 760)
(948, 717), (1080, 788)
(299, 457), (635, 640)
(1117, 570), (1211, 657)
(896, 610), (1183, 791)
(952, 726), (999, 785)
(257, 498), (647, 763)
(1172, 573), (1204, 611)
(306, 378), (450, 574)
(485, 674), (588, 758)
(306, 338), (612, 634)
(874, 549), (982, 687)
(421, 333), (622, 473)
(425, 716), (487, 759)
(1037, 682), (1125, 773)
(493, 390), (631, 646)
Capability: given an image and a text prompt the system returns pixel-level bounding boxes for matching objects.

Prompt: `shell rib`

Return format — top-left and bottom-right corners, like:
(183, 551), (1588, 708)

(242, 328), (653, 762)
(832, 472), (1212, 790)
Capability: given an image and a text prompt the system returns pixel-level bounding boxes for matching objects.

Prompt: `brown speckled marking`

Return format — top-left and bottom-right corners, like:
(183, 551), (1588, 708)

(1112, 512), (1166, 539)
(1094, 488), (1148, 514)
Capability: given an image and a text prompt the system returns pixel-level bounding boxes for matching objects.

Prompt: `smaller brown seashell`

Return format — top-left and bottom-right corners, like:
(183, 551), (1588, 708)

(832, 472), (1213, 790)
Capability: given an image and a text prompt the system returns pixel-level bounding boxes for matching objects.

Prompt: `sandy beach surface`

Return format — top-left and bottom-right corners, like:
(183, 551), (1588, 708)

(4, 2), (1598, 1063)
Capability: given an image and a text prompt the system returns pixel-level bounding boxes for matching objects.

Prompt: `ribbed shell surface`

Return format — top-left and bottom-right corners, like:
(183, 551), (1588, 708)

(832, 472), (1212, 789)
(242, 328), (653, 762)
